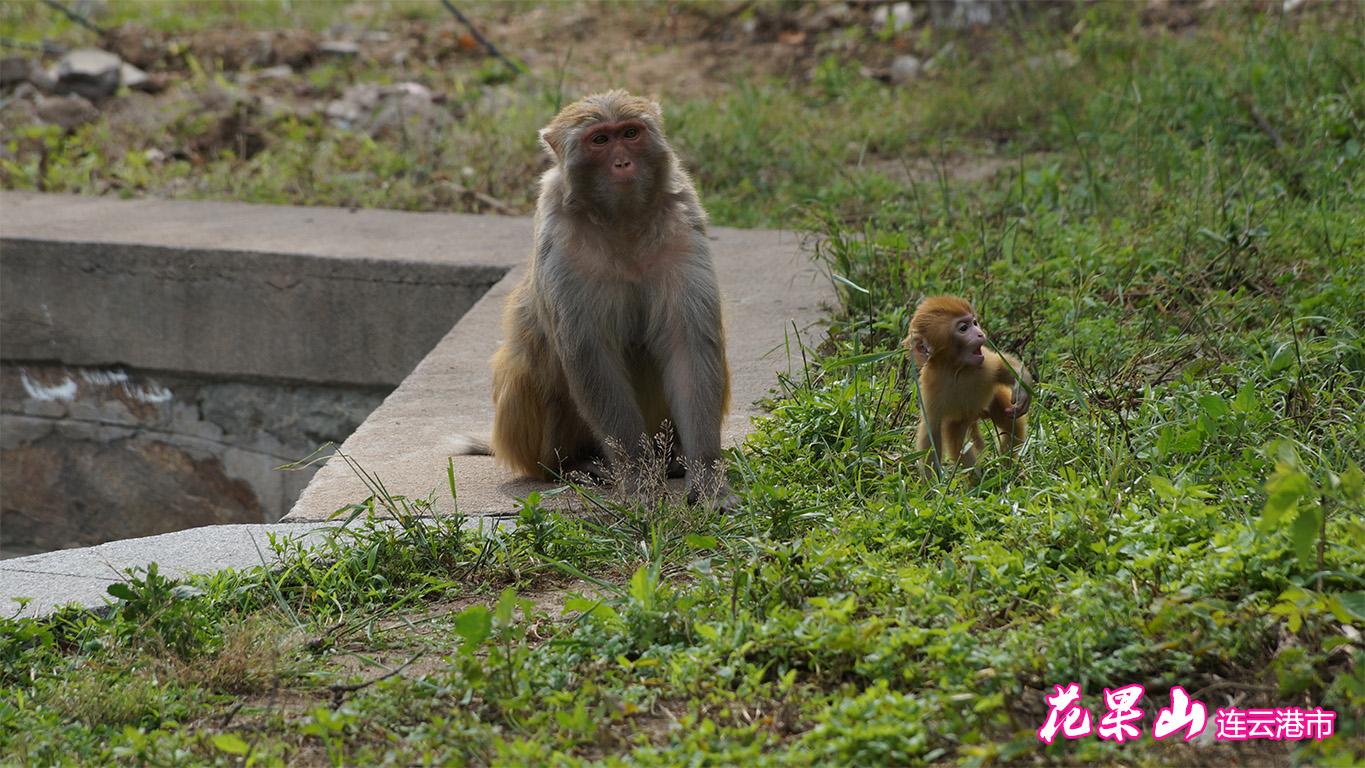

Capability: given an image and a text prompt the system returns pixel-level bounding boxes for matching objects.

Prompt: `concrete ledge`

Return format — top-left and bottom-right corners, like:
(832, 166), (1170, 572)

(1, 190), (535, 388)
(0, 191), (535, 265)
(2, 239), (506, 388)
(0, 523), (342, 616)
(0, 518), (506, 618)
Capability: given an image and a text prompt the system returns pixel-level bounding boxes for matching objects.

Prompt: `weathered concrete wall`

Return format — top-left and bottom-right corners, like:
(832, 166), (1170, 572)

(0, 239), (507, 388)
(0, 192), (544, 557)
(0, 228), (517, 554)
(0, 362), (386, 553)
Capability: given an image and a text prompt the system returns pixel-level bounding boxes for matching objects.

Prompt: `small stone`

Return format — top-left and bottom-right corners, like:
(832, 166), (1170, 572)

(1026, 49), (1079, 71)
(237, 64), (294, 86)
(29, 65), (57, 92)
(55, 48), (122, 99)
(319, 40), (361, 56)
(324, 82), (381, 127)
(119, 62), (150, 91)
(806, 3), (853, 32)
(35, 94), (100, 130)
(257, 64), (295, 80)
(872, 2), (915, 33)
(0, 56), (33, 87)
(930, 0), (997, 29)
(325, 81), (447, 136)
(890, 55), (922, 85)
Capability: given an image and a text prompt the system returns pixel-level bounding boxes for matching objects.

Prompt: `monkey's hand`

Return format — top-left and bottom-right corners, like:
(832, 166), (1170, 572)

(1009, 382), (1032, 418)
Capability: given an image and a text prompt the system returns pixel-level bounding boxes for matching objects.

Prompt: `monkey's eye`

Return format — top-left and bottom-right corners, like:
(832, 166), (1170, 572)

(623, 127), (639, 139)
(591, 134), (609, 145)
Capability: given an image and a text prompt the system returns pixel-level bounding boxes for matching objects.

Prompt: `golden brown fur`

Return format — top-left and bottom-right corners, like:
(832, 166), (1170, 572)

(905, 295), (1032, 477)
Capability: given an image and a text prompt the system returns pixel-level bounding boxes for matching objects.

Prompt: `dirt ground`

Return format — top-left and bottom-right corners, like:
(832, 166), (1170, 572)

(6, 1), (1333, 207)
(90, 2), (935, 98)
(82, 0), (1280, 98)
(10, 1), (1219, 135)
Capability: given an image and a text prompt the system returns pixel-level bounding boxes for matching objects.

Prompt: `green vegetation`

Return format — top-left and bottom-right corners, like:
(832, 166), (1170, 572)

(3, 2), (1364, 766)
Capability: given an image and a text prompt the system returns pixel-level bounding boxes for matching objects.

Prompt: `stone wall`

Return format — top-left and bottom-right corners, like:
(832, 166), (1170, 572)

(0, 234), (509, 555)
(0, 362), (387, 553)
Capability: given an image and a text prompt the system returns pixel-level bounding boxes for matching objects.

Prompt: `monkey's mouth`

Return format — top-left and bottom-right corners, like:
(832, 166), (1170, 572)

(967, 345), (986, 364)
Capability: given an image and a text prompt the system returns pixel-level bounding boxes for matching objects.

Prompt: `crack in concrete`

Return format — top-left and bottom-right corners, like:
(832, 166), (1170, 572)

(1, 412), (305, 463)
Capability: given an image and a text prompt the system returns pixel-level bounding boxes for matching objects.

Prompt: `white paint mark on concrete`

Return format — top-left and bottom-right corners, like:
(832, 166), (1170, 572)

(128, 381), (174, 404)
(80, 367), (174, 403)
(79, 368), (130, 386)
(20, 369), (77, 402)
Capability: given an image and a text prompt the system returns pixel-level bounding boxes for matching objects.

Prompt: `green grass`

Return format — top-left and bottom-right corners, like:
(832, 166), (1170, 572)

(2, 3), (1364, 767)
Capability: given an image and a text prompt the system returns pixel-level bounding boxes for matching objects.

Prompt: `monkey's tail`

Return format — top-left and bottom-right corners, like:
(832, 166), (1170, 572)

(449, 434), (492, 456)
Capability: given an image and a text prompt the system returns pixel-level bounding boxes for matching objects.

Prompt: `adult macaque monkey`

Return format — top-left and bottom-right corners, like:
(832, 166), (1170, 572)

(488, 90), (734, 508)
(904, 295), (1033, 478)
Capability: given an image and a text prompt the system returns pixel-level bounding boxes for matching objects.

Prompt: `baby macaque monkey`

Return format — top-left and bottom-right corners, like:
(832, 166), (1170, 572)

(488, 90), (734, 509)
(904, 295), (1033, 477)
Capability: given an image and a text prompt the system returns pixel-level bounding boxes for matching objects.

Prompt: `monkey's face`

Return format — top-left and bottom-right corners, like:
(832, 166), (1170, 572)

(951, 313), (988, 367)
(581, 119), (650, 186)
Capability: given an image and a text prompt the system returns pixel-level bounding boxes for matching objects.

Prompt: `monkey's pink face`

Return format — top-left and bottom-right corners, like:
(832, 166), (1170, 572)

(582, 119), (649, 184)
(952, 313), (988, 366)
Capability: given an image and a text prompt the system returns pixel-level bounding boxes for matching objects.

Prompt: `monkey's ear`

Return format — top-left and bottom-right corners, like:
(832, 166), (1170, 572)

(911, 335), (931, 365)
(539, 127), (564, 161)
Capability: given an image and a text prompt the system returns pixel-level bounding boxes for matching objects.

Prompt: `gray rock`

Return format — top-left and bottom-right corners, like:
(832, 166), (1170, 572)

(119, 62), (150, 91)
(890, 55), (923, 85)
(324, 82), (380, 126)
(325, 81), (449, 136)
(1026, 49), (1079, 71)
(806, 3), (853, 32)
(0, 56), (33, 87)
(55, 48), (122, 99)
(872, 2), (916, 33)
(319, 40), (361, 56)
(35, 94), (99, 129)
(28, 66), (57, 93)
(930, 0), (1001, 28)
(245, 64), (295, 83)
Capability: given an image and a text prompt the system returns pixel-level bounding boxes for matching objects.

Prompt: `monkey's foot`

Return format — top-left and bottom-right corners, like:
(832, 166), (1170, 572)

(715, 491), (744, 515)
(665, 455), (686, 479)
(685, 480), (741, 515)
(561, 458), (610, 485)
